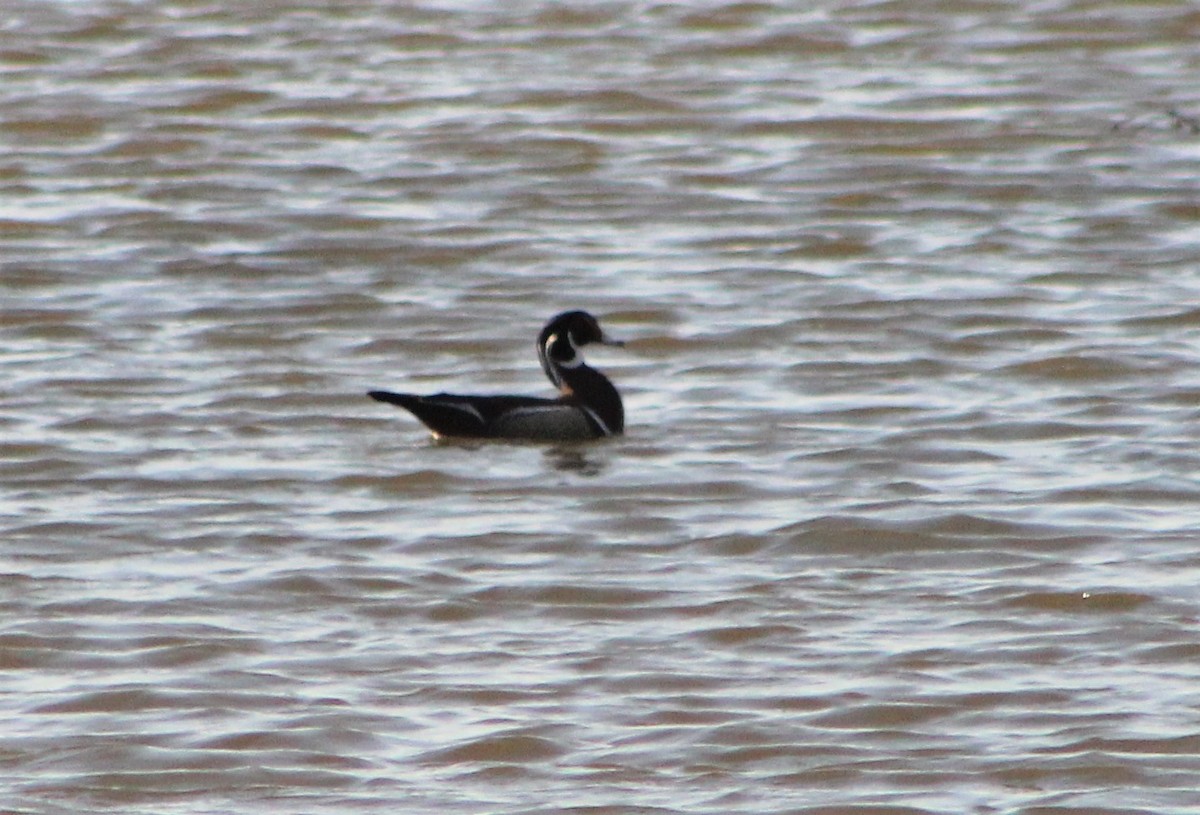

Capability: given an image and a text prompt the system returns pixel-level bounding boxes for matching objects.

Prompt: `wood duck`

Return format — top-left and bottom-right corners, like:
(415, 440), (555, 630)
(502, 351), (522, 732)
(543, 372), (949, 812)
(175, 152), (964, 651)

(368, 310), (625, 441)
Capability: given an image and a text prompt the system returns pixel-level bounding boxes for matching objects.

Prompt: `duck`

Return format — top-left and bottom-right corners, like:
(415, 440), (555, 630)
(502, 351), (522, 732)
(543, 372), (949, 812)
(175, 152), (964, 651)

(368, 310), (625, 441)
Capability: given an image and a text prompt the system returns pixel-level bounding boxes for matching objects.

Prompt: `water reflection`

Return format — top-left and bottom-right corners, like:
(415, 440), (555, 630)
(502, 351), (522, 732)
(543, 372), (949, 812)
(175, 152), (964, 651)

(544, 445), (605, 477)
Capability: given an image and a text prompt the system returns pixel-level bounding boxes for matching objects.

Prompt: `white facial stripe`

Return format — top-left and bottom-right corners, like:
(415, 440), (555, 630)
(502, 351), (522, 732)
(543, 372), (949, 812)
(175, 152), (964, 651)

(543, 333), (563, 386)
(545, 331), (583, 368)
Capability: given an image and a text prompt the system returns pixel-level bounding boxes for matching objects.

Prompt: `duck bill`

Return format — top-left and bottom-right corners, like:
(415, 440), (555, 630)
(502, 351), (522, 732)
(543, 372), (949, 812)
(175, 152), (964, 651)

(599, 331), (625, 348)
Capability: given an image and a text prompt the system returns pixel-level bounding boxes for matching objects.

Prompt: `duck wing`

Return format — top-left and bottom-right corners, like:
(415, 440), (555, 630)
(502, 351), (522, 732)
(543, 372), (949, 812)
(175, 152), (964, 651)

(368, 390), (582, 439)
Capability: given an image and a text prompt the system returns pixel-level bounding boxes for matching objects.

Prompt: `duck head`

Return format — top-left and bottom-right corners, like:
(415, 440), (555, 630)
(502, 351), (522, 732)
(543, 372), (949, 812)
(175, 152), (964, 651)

(537, 310), (624, 389)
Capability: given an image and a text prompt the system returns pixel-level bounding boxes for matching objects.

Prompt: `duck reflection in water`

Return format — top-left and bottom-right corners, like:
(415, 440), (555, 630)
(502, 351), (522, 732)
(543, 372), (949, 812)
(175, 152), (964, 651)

(545, 445), (606, 477)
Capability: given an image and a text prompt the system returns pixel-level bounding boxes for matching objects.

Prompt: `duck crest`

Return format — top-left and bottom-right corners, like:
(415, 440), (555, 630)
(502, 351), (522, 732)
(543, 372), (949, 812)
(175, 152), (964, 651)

(538, 331), (571, 387)
(370, 310), (626, 442)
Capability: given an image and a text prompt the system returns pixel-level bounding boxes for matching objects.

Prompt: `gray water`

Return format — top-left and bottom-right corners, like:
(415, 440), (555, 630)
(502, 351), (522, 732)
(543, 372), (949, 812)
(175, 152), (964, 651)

(4, 1), (1200, 813)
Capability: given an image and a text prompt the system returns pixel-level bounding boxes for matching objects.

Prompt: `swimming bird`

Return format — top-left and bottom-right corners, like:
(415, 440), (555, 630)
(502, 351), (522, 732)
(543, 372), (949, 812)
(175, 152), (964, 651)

(368, 310), (625, 441)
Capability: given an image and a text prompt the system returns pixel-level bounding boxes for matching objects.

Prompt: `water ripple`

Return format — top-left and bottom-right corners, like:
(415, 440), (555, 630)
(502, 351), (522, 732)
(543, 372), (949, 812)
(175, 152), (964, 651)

(5, 1), (1200, 814)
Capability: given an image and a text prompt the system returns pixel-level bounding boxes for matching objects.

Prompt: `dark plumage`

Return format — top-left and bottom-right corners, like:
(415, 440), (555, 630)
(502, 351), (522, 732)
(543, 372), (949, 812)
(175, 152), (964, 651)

(368, 311), (625, 441)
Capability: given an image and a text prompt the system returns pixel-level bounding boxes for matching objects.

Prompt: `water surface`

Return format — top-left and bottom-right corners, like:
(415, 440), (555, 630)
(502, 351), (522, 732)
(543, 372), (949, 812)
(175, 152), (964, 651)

(4, 1), (1200, 813)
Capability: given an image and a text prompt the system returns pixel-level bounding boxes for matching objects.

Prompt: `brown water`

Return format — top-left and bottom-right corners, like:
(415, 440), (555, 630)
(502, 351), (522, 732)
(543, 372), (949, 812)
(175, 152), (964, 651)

(4, 1), (1200, 813)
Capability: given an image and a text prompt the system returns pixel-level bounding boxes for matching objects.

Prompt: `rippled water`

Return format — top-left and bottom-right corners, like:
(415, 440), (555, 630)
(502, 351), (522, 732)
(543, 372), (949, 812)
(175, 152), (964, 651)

(4, 1), (1200, 813)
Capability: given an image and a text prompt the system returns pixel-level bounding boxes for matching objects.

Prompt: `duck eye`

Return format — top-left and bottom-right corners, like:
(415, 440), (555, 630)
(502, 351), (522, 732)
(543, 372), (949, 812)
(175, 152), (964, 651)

(572, 323), (599, 346)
